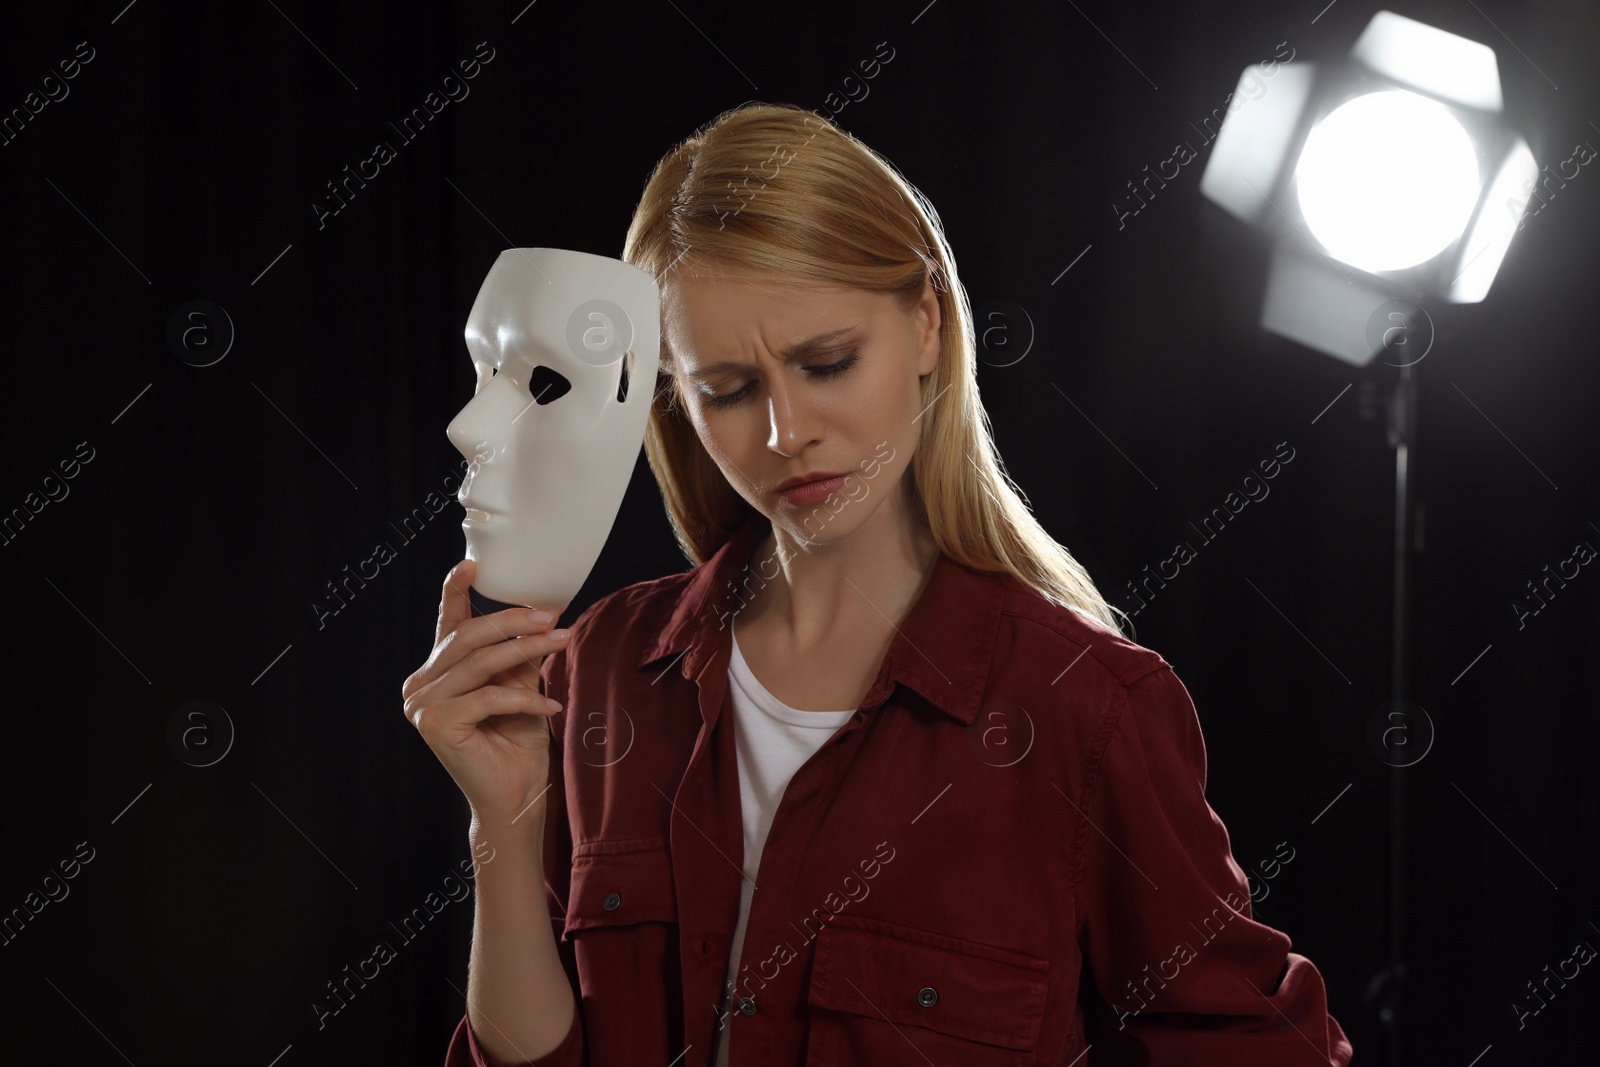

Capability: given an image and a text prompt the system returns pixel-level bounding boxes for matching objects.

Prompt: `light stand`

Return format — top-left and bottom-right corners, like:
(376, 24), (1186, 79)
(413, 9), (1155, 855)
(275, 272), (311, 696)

(1362, 352), (1420, 1063)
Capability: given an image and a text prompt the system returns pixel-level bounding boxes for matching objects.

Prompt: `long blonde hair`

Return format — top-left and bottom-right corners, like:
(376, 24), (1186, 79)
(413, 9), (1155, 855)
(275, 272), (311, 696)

(622, 102), (1131, 636)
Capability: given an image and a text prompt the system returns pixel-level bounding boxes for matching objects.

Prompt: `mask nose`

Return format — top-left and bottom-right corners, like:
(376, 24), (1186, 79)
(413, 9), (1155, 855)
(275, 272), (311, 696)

(446, 374), (528, 493)
(445, 398), (496, 468)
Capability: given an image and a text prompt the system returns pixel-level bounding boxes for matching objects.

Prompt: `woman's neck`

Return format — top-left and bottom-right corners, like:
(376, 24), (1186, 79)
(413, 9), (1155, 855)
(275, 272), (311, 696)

(741, 489), (940, 654)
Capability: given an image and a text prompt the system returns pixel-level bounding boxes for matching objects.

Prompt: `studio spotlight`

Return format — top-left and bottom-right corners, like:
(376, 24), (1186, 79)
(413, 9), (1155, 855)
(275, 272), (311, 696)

(1200, 9), (1536, 364)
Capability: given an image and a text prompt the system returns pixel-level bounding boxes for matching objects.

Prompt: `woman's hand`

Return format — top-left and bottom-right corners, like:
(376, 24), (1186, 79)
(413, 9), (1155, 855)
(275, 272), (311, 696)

(402, 559), (571, 830)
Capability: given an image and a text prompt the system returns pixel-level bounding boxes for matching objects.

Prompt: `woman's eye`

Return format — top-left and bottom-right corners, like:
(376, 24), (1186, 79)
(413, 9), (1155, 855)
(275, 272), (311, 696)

(704, 351), (859, 410)
(705, 384), (753, 410)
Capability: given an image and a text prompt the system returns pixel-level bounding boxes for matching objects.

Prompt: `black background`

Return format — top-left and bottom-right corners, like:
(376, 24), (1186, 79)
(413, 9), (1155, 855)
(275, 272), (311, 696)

(0, 0), (1596, 1064)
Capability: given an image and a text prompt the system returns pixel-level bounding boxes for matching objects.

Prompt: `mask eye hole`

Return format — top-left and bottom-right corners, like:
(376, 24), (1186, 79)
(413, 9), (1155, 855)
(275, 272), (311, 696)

(528, 364), (572, 405)
(616, 349), (633, 404)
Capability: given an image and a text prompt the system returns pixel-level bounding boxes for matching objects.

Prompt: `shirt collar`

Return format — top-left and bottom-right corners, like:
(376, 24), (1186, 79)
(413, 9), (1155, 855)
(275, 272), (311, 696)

(637, 510), (1005, 725)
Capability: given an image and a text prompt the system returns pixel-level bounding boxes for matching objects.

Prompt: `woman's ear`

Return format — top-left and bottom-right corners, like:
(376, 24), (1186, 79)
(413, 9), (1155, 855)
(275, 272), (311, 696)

(915, 273), (941, 378)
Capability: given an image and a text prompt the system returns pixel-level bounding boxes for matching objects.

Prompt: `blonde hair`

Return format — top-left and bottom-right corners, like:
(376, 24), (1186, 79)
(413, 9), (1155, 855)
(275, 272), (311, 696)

(621, 101), (1132, 637)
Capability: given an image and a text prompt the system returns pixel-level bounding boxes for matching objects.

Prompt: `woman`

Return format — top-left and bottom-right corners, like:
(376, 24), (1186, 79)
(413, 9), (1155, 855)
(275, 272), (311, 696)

(411, 102), (1353, 1066)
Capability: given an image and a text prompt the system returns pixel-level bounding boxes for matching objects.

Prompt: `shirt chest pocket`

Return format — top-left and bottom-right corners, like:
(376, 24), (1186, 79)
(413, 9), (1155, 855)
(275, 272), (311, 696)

(804, 913), (1051, 1066)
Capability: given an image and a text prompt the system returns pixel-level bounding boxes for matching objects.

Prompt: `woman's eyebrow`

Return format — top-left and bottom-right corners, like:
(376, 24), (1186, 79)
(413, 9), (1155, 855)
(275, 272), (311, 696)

(686, 325), (861, 378)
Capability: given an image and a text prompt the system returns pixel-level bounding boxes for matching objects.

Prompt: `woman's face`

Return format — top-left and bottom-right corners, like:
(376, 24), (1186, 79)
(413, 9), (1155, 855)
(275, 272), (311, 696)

(663, 269), (942, 547)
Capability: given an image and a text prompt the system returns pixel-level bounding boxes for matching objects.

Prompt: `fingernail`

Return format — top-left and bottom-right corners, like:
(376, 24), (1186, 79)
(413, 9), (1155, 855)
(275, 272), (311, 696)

(549, 629), (571, 641)
(545, 697), (563, 713)
(528, 609), (555, 626)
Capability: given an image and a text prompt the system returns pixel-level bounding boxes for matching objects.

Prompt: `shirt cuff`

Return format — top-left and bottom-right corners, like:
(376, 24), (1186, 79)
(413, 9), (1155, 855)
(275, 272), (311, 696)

(445, 1006), (583, 1067)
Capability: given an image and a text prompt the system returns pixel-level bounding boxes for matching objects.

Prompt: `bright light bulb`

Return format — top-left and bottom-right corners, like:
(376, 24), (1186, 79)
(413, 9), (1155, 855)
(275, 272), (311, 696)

(1295, 90), (1481, 272)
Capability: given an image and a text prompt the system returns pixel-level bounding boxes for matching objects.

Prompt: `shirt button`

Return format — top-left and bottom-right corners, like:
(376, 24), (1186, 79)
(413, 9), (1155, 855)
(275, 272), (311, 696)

(739, 997), (757, 1015)
(602, 891), (621, 911)
(917, 986), (938, 1007)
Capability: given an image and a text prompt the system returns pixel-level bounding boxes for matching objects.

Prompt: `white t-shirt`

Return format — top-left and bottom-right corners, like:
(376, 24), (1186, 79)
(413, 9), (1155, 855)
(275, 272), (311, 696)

(710, 624), (856, 1067)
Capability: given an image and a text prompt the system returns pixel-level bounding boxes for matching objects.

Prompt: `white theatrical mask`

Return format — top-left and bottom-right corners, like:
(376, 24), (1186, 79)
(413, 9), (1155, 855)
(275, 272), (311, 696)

(447, 248), (660, 612)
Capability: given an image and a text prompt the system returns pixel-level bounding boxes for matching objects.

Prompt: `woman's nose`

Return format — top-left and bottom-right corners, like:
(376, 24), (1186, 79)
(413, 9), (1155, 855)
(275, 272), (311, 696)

(765, 376), (823, 456)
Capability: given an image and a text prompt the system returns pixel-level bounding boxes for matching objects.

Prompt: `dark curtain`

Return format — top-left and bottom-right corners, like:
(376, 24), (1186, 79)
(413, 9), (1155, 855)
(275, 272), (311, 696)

(1, 0), (1595, 1063)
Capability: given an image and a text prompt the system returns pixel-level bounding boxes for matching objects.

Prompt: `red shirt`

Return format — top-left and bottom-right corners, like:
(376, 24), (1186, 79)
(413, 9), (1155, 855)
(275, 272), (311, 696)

(445, 511), (1354, 1066)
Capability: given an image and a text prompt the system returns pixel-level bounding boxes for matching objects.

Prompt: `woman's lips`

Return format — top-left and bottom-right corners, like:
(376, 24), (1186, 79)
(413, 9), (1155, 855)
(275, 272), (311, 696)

(775, 474), (848, 506)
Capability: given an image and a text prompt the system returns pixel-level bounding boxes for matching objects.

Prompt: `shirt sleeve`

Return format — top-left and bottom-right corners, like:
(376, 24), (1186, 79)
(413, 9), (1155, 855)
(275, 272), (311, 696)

(1072, 664), (1353, 1065)
(442, 642), (588, 1067)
